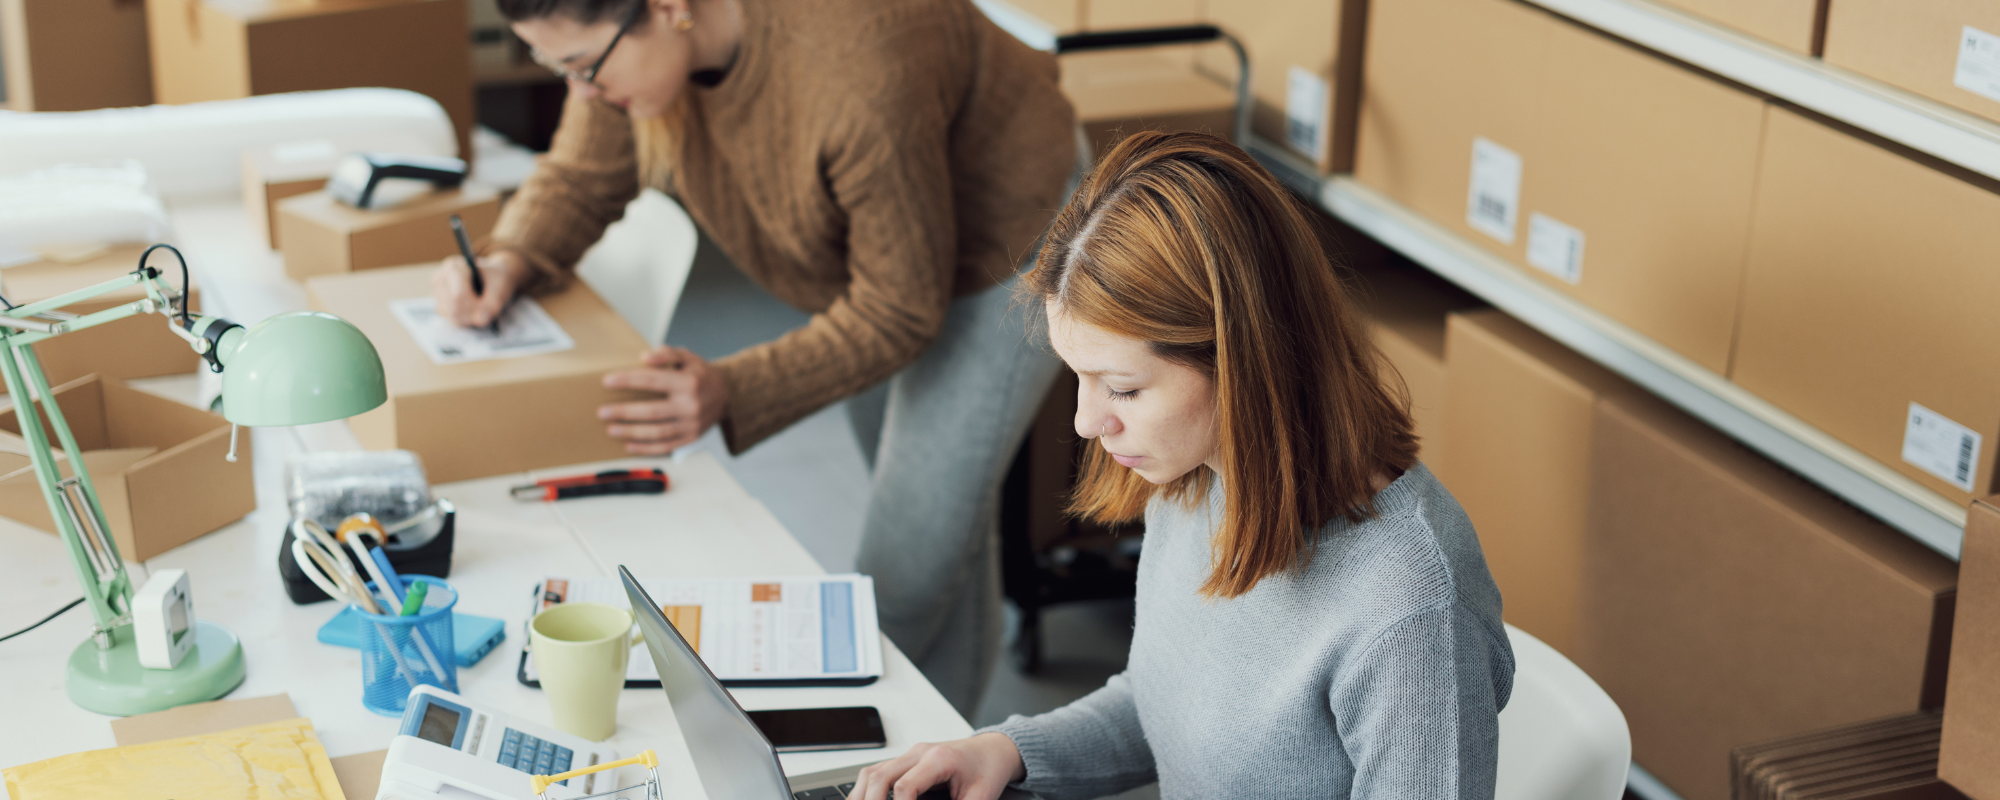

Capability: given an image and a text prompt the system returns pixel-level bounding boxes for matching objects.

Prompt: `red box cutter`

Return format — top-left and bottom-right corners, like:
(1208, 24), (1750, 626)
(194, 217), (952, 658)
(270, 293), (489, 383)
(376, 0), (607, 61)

(511, 468), (669, 502)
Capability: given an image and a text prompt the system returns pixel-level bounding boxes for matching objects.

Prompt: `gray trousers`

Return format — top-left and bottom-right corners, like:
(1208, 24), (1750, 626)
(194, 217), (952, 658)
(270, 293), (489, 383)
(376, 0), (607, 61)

(848, 272), (1061, 718)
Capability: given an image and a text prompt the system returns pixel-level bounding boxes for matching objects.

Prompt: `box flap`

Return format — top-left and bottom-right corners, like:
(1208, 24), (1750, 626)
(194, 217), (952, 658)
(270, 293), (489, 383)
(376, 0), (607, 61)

(0, 375), (111, 450)
(110, 693), (298, 746)
(307, 264), (651, 396)
(0, 244), (200, 311)
(95, 375), (227, 454)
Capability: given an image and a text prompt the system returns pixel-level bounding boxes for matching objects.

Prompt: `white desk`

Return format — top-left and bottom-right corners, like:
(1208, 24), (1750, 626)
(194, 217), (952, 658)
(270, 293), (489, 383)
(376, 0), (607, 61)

(0, 434), (971, 798)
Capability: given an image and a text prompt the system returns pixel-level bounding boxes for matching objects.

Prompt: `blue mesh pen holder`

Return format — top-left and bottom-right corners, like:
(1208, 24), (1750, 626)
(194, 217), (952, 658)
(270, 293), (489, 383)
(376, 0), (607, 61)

(358, 575), (458, 717)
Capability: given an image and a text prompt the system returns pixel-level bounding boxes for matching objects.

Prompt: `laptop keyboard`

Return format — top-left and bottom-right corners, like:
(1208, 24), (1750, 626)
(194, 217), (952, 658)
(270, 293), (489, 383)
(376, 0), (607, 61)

(793, 783), (951, 799)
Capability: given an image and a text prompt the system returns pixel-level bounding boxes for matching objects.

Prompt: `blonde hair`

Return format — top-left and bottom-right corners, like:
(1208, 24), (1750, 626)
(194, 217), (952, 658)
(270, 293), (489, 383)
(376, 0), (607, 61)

(1026, 131), (1419, 599)
(630, 97), (689, 189)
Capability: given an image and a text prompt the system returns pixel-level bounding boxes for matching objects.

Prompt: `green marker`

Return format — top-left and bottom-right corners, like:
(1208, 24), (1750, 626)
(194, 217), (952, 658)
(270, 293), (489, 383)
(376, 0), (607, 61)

(399, 580), (429, 616)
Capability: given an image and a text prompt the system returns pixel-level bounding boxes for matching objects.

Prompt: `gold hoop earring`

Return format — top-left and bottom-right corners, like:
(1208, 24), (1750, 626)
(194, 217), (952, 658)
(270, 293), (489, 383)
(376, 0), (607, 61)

(674, 13), (693, 31)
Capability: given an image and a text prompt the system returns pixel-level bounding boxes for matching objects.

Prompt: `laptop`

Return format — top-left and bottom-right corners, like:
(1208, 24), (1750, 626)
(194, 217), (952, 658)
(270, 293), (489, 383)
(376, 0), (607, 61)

(619, 566), (1035, 800)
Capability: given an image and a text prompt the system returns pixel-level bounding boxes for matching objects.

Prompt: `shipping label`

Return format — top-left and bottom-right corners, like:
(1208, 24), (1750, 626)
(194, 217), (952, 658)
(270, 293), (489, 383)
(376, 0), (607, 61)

(1286, 66), (1329, 161)
(1902, 402), (1984, 492)
(1526, 213), (1585, 284)
(1956, 26), (2000, 104)
(1467, 137), (1522, 244)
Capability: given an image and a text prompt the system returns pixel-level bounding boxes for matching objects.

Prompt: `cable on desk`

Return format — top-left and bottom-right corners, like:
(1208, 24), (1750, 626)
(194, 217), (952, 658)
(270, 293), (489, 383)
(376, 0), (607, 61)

(0, 597), (85, 643)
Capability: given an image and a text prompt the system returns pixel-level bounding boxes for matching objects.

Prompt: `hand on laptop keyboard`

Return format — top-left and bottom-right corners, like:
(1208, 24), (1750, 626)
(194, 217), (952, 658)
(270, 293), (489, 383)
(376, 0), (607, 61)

(794, 784), (949, 800)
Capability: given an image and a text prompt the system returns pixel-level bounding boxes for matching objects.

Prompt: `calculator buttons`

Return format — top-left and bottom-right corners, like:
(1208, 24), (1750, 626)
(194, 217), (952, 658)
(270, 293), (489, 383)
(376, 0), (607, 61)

(493, 728), (571, 786)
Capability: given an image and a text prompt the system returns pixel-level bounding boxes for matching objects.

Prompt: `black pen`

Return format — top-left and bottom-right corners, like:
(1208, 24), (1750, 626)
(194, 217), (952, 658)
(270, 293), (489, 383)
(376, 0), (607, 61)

(449, 214), (500, 334)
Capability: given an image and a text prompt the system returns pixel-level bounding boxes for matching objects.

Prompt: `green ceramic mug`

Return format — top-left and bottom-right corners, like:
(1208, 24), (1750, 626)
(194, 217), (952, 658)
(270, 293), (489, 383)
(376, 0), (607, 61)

(530, 602), (642, 741)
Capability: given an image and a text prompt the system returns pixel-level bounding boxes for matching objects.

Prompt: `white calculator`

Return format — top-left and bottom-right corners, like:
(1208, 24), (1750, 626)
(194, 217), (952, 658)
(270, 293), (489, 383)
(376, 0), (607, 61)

(378, 686), (621, 800)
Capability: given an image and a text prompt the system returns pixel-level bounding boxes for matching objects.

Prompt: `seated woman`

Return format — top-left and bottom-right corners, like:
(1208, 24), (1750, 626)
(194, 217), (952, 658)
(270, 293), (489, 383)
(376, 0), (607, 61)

(851, 131), (1516, 800)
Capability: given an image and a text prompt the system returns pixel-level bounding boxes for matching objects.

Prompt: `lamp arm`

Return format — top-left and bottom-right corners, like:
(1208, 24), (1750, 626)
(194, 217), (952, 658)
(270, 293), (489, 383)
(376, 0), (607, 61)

(0, 253), (225, 644)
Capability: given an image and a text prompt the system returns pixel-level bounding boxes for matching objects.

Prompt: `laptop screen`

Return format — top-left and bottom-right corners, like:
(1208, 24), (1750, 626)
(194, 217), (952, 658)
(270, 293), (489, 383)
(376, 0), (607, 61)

(621, 566), (793, 800)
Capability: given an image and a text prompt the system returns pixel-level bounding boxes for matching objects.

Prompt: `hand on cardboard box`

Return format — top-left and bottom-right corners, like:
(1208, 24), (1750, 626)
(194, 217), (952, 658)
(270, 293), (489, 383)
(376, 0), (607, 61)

(431, 249), (531, 328)
(598, 347), (729, 454)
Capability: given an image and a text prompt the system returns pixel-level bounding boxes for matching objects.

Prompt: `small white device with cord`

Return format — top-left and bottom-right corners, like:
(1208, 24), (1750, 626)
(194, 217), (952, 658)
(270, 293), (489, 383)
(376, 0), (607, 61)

(132, 568), (194, 669)
(378, 685), (623, 800)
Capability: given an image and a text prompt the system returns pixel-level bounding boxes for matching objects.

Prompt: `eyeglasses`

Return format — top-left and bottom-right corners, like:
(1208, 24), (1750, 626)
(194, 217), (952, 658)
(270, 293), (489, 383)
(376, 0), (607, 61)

(532, 0), (647, 86)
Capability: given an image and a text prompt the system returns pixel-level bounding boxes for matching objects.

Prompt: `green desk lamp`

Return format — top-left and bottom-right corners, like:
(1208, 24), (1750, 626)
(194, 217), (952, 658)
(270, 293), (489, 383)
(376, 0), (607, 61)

(10, 243), (388, 716)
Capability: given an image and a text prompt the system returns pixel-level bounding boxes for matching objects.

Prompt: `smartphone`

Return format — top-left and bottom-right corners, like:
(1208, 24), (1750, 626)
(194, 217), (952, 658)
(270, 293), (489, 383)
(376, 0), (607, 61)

(746, 706), (887, 752)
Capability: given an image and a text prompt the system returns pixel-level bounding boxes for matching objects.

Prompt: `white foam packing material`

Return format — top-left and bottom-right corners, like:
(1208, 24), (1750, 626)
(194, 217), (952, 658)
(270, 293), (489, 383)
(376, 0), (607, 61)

(0, 160), (171, 265)
(0, 88), (457, 199)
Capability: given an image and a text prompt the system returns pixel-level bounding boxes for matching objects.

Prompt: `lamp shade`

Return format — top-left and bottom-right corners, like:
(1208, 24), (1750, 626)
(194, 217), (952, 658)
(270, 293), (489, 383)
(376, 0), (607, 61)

(219, 311), (387, 427)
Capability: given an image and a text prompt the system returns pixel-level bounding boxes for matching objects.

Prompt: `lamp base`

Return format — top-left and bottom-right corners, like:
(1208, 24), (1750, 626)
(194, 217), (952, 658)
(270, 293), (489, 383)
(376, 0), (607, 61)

(66, 620), (245, 716)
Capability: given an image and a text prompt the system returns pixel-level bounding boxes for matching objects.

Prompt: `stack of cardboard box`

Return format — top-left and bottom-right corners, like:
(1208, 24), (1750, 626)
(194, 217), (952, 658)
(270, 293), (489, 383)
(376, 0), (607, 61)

(143, 0), (475, 159)
(1337, 281), (1964, 800)
(1, 0), (153, 111)
(1356, 0), (1764, 376)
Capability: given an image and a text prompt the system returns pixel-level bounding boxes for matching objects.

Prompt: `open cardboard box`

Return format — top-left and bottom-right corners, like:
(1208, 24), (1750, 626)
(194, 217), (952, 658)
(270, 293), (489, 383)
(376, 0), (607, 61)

(308, 264), (652, 483)
(0, 244), (204, 391)
(0, 374), (253, 562)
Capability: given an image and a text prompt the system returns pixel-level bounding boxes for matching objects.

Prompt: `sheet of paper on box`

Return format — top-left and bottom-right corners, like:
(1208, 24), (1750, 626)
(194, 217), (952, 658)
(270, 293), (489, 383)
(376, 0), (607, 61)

(388, 296), (575, 365)
(524, 574), (883, 683)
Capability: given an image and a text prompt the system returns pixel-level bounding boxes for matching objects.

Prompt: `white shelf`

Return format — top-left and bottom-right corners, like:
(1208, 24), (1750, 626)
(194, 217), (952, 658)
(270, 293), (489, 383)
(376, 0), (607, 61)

(1249, 139), (1967, 558)
(1523, 0), (2000, 183)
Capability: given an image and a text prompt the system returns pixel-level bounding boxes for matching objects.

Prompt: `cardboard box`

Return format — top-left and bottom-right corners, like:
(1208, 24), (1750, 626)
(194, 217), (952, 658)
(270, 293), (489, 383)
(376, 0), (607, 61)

(1064, 49), (1239, 156)
(991, 0), (1081, 32)
(143, 0), (474, 158)
(307, 264), (653, 483)
(0, 245), (203, 391)
(110, 694), (386, 800)
(1575, 390), (1958, 800)
(0, 374), (254, 562)
(242, 131), (442, 250)
(277, 187), (500, 281)
(1733, 106), (2000, 506)
(1439, 309), (1635, 656)
(1824, 1), (2000, 126)
(1346, 241), (1483, 470)
(1, 0), (152, 111)
(1355, 0), (1547, 247)
(1197, 0), (1368, 173)
(1356, 0), (1765, 374)
(1943, 498), (2000, 800)
(1651, 0), (1826, 55)
(1087, 0), (1200, 30)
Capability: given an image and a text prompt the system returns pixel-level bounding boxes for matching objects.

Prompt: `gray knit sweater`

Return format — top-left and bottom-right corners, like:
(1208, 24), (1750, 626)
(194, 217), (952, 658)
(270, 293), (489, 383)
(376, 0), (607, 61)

(984, 464), (1514, 799)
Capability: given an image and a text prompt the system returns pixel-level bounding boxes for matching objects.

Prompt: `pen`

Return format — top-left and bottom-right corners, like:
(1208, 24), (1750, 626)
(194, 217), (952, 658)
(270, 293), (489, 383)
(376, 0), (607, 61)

(400, 580), (429, 616)
(449, 214), (500, 335)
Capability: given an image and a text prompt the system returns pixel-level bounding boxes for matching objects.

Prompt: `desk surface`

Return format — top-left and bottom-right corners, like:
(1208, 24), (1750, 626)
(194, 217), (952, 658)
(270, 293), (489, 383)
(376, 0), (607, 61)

(0, 436), (970, 800)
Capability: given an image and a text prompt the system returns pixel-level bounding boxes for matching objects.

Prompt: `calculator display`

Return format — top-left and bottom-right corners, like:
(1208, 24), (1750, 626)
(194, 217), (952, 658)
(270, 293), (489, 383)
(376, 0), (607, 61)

(417, 702), (461, 746)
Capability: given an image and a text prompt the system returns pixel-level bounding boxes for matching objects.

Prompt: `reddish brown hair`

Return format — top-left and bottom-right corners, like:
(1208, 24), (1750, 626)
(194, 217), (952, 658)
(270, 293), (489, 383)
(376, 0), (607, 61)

(1025, 131), (1418, 598)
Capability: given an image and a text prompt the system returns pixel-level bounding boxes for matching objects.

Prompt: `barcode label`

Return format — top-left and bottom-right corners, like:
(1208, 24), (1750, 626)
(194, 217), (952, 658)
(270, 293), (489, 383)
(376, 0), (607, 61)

(1902, 402), (1983, 492)
(1286, 66), (1329, 161)
(1466, 137), (1522, 244)
(1955, 25), (2000, 103)
(1526, 213), (1585, 284)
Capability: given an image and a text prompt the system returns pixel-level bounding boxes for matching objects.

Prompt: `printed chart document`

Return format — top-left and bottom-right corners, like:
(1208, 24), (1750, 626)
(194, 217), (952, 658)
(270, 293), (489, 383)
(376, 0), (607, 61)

(388, 296), (575, 365)
(520, 574), (882, 687)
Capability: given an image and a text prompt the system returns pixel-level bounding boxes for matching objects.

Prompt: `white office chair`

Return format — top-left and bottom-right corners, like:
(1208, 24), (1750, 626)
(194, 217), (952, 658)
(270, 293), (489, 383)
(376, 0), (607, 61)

(1494, 624), (1632, 800)
(575, 188), (699, 345)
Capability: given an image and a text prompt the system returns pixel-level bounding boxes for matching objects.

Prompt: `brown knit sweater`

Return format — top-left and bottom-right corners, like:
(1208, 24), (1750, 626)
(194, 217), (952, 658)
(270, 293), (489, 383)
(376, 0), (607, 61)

(489, 0), (1078, 452)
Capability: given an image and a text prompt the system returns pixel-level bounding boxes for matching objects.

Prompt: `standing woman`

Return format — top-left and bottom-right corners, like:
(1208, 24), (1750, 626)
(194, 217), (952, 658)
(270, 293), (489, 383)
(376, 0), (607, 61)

(852, 131), (1515, 799)
(433, 0), (1078, 714)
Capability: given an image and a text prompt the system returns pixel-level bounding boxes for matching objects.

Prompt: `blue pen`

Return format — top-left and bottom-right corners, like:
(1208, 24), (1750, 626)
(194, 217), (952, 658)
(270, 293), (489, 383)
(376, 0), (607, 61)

(369, 547), (408, 606)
